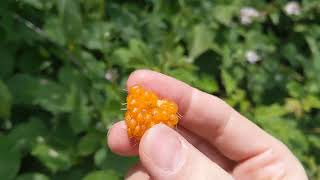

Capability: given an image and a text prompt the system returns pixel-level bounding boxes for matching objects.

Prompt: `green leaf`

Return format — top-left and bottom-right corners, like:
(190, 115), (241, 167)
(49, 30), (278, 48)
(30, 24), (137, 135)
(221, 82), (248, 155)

(286, 81), (304, 98)
(255, 104), (288, 120)
(68, 86), (91, 133)
(0, 48), (14, 79)
(221, 70), (236, 95)
(8, 118), (47, 152)
(189, 24), (213, 60)
(49, 121), (78, 149)
(35, 79), (67, 113)
(44, 17), (66, 45)
(309, 135), (320, 150)
(58, 66), (86, 87)
(94, 148), (108, 168)
(94, 149), (137, 175)
(77, 132), (102, 156)
(31, 143), (72, 173)
(81, 0), (105, 20)
(302, 95), (320, 111)
(112, 39), (155, 68)
(2, 0), (320, 179)
(16, 50), (43, 74)
(259, 118), (309, 159)
(57, 0), (82, 41)
(52, 167), (86, 180)
(7, 74), (39, 105)
(306, 36), (320, 60)
(193, 74), (219, 93)
(0, 136), (21, 180)
(269, 11), (280, 25)
(0, 80), (12, 119)
(16, 173), (50, 180)
(20, 0), (43, 9)
(81, 22), (111, 50)
(212, 4), (238, 25)
(83, 170), (120, 180)
(168, 69), (197, 85)
(8, 74), (69, 113)
(78, 51), (106, 80)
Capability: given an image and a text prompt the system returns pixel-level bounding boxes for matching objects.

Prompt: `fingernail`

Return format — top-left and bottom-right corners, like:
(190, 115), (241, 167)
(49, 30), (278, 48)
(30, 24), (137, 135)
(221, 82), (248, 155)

(142, 124), (184, 171)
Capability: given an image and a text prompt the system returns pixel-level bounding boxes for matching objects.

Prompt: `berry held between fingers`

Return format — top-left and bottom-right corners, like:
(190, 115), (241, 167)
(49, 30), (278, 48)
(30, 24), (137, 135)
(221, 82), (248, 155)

(125, 85), (179, 139)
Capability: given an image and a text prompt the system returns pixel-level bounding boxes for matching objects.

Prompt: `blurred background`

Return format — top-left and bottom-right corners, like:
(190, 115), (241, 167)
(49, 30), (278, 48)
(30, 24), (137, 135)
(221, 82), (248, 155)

(0, 0), (320, 179)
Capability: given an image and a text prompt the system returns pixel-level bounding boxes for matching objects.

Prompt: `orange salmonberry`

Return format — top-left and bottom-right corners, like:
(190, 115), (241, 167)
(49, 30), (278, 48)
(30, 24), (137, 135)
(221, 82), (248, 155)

(125, 85), (179, 139)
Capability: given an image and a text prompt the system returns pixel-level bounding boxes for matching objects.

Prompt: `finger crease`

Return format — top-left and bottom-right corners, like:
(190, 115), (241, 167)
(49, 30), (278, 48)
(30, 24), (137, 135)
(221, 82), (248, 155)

(212, 106), (234, 142)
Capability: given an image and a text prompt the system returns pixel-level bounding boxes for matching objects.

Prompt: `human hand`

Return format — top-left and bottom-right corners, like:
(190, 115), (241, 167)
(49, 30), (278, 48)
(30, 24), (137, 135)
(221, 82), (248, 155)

(107, 70), (308, 180)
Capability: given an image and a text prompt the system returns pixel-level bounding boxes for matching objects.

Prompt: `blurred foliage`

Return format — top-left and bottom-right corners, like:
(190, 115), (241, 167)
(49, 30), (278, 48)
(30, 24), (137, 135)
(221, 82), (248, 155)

(0, 0), (320, 179)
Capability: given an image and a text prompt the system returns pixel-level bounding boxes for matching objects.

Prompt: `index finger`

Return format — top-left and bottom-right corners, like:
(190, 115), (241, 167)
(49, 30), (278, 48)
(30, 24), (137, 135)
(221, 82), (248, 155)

(127, 70), (284, 162)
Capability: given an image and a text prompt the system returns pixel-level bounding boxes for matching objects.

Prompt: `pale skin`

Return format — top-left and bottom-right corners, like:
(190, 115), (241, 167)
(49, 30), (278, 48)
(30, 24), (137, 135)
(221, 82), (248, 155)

(107, 70), (308, 180)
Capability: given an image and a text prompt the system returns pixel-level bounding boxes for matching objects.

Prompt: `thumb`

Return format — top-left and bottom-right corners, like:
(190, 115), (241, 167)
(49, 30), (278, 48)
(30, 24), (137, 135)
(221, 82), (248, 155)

(138, 124), (233, 180)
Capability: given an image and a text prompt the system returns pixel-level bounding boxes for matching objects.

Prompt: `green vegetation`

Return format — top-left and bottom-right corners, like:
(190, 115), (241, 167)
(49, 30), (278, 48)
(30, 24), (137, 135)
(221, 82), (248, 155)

(0, 0), (319, 179)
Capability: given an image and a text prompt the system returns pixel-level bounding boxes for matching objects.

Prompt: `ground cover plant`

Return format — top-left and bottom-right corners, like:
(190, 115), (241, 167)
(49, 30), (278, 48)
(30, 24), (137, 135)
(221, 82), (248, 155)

(0, 0), (320, 179)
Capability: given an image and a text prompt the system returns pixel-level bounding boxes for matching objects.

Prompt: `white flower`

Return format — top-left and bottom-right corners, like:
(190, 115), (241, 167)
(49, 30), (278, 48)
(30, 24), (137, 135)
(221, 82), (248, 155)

(105, 69), (118, 82)
(245, 50), (261, 64)
(48, 149), (59, 158)
(284, 2), (301, 16)
(240, 7), (260, 25)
